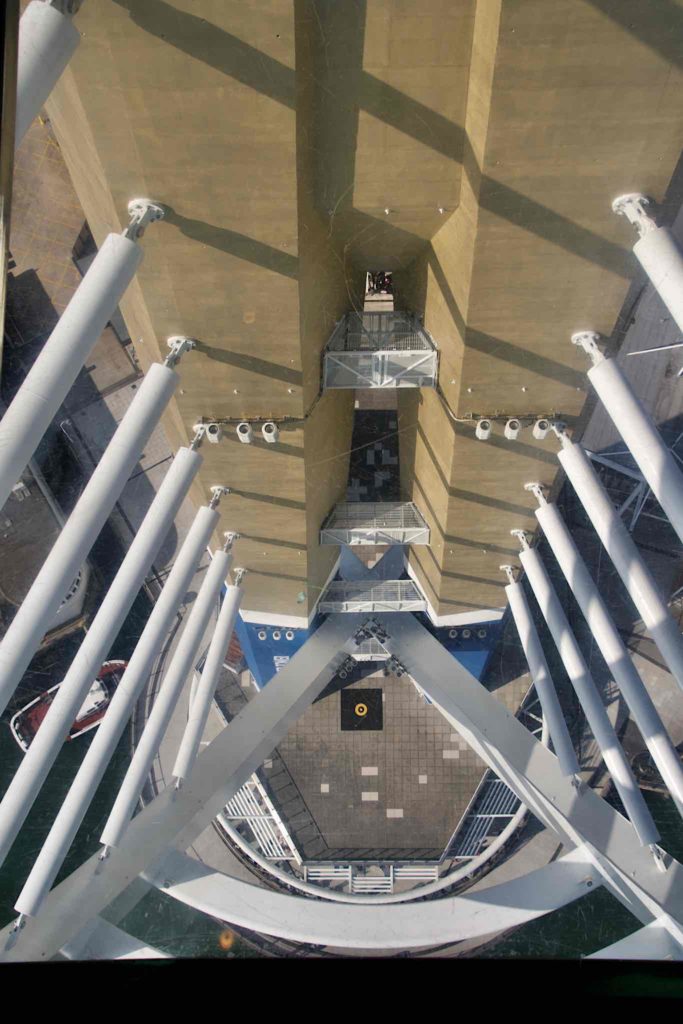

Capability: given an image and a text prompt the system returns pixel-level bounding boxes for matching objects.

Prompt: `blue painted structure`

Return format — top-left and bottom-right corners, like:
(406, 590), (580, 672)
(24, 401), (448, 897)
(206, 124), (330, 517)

(235, 611), (501, 689)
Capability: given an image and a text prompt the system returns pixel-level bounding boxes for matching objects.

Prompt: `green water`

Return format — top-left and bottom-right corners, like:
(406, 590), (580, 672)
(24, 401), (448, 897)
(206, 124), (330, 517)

(117, 790), (683, 959)
(0, 592), (151, 930)
(475, 791), (683, 959)
(1, 589), (680, 958)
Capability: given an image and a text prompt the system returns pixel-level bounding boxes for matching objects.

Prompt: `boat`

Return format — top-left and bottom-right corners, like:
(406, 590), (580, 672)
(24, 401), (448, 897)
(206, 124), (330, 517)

(9, 660), (128, 752)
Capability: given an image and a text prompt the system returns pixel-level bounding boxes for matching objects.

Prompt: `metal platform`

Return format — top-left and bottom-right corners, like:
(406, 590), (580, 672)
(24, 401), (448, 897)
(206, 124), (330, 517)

(352, 637), (390, 661)
(320, 501), (430, 546)
(319, 580), (427, 613)
(323, 312), (438, 389)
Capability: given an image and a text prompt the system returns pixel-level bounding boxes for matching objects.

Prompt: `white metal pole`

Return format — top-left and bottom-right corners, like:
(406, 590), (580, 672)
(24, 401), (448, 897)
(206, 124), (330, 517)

(0, 615), (364, 960)
(0, 446), (201, 871)
(556, 432), (683, 693)
(515, 533), (660, 848)
(530, 486), (683, 818)
(173, 572), (244, 785)
(15, 498), (225, 919)
(0, 207), (166, 514)
(502, 569), (579, 778)
(613, 194), (683, 334)
(15, 1), (80, 148)
(572, 331), (683, 547)
(100, 545), (234, 850)
(0, 362), (179, 715)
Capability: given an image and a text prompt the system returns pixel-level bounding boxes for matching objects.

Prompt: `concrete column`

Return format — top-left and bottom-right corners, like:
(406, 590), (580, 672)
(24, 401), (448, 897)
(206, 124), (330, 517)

(573, 331), (683, 547)
(613, 193), (683, 334)
(557, 432), (683, 693)
(516, 534), (659, 848)
(0, 446), (201, 872)
(0, 233), (145, 513)
(530, 486), (683, 818)
(502, 570), (579, 778)
(0, 362), (178, 715)
(173, 572), (244, 785)
(15, 499), (224, 919)
(15, 1), (80, 147)
(100, 544), (234, 850)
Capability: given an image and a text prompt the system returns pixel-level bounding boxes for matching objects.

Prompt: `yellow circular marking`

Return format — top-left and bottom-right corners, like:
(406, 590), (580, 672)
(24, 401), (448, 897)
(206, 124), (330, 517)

(355, 702), (368, 718)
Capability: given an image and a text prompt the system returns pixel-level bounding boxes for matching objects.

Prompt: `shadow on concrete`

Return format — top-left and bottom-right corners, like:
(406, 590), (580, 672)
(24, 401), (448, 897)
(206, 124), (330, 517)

(196, 341), (303, 388)
(162, 206), (299, 280)
(227, 487), (307, 511)
(586, 0), (683, 72)
(114, 0), (633, 281)
(416, 422), (534, 518)
(111, 0), (296, 107)
(236, 533), (306, 553)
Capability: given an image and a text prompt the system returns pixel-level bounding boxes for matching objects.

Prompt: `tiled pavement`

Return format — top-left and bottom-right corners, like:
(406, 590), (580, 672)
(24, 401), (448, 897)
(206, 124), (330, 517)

(273, 669), (488, 854)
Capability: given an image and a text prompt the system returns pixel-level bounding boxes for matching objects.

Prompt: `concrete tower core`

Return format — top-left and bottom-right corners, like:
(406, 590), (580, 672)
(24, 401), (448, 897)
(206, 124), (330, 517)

(39, 0), (683, 624)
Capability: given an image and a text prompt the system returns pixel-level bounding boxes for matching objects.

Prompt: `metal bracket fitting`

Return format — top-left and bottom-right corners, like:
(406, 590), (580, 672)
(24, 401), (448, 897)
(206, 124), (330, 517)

(209, 486), (230, 509)
(386, 655), (407, 678)
(550, 421), (570, 447)
(165, 335), (196, 368)
(124, 198), (166, 241)
(222, 531), (239, 551)
(499, 564), (519, 585)
(510, 529), (532, 550)
(49, 1), (83, 14)
(233, 567), (248, 586)
(612, 193), (657, 238)
(649, 843), (671, 874)
(358, 618), (390, 645)
(571, 330), (604, 366)
(190, 426), (205, 451)
(524, 481), (548, 505)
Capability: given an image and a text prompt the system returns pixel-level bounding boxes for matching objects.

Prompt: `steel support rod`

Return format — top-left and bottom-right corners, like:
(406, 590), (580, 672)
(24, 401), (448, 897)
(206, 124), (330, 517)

(15, 497), (224, 919)
(613, 194), (683, 334)
(15, 1), (80, 148)
(0, 205), (165, 513)
(0, 615), (363, 961)
(556, 431), (683, 693)
(173, 570), (244, 786)
(0, 446), (201, 872)
(573, 331), (683, 547)
(530, 486), (683, 819)
(515, 533), (659, 847)
(100, 544), (234, 850)
(501, 567), (579, 778)
(0, 362), (179, 715)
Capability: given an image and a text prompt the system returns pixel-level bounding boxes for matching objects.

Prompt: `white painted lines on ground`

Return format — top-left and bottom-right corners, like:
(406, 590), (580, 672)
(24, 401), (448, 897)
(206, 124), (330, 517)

(361, 766), (378, 776)
(361, 792), (379, 801)
(386, 809), (404, 819)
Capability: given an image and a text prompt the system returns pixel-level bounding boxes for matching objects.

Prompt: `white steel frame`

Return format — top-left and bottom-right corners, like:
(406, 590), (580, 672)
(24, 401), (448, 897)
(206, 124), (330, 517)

(320, 502), (430, 546)
(318, 580), (428, 613)
(323, 312), (438, 390)
(3, 611), (683, 960)
(219, 775), (301, 864)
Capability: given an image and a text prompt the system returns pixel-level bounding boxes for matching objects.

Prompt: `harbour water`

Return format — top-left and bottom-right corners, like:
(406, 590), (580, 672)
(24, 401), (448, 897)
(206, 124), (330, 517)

(0, 596), (679, 957)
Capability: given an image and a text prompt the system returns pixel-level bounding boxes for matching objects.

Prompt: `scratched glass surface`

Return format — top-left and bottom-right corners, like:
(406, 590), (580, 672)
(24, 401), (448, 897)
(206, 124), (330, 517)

(1, 1), (683, 968)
